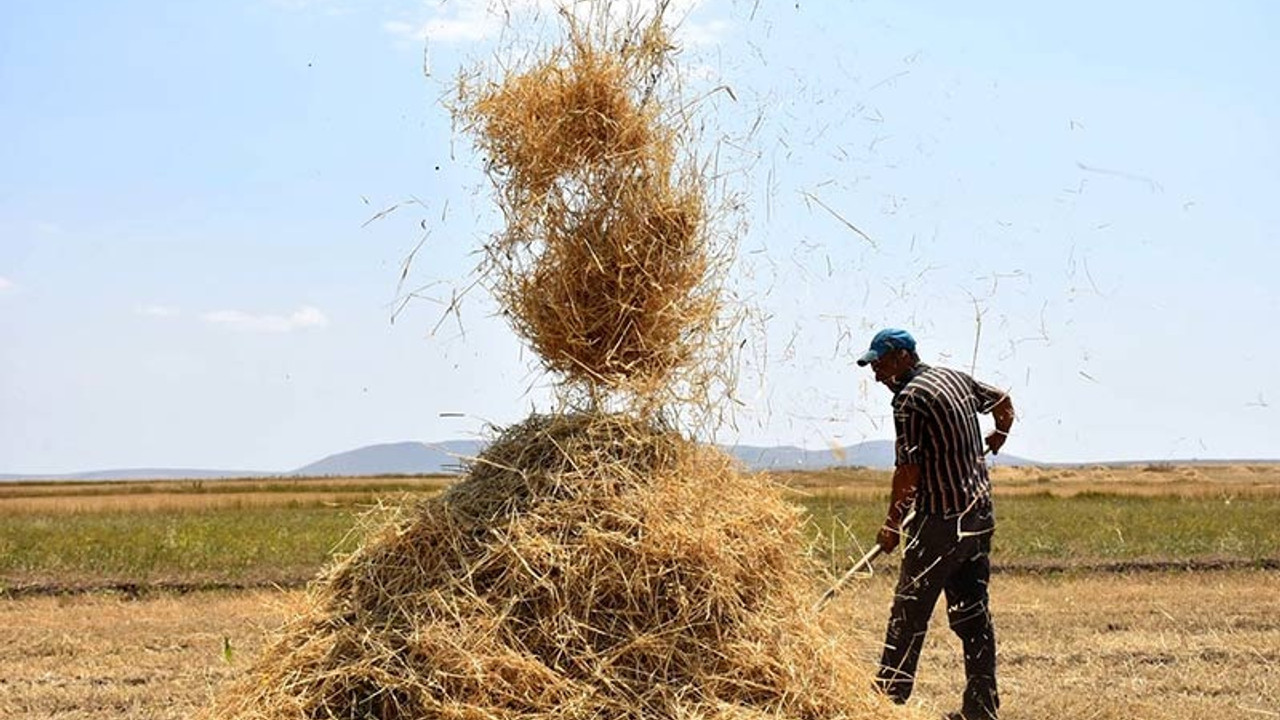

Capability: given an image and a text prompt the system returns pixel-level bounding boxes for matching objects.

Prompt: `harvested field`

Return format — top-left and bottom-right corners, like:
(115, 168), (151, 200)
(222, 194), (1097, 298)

(0, 467), (1276, 717)
(2, 572), (1275, 720)
(833, 570), (1280, 719)
(779, 463), (1280, 499)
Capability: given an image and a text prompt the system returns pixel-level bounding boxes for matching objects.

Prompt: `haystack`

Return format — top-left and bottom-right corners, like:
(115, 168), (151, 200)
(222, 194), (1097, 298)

(206, 8), (923, 720)
(208, 414), (918, 720)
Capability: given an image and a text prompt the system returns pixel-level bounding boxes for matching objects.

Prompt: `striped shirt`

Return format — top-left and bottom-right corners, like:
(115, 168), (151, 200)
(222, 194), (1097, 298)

(893, 364), (1007, 516)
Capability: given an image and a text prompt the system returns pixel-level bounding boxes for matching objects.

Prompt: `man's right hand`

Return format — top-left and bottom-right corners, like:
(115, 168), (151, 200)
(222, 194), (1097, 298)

(877, 521), (901, 553)
(881, 464), (920, 554)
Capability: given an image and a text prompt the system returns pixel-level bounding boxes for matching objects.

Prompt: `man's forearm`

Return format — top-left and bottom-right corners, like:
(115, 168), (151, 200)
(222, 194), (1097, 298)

(886, 463), (920, 524)
(992, 396), (1015, 434)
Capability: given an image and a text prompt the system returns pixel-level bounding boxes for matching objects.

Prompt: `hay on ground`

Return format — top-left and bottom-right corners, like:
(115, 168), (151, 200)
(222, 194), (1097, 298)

(206, 414), (923, 720)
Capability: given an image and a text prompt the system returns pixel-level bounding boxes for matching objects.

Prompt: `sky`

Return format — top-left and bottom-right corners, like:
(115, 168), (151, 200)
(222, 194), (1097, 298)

(1, 0), (1277, 474)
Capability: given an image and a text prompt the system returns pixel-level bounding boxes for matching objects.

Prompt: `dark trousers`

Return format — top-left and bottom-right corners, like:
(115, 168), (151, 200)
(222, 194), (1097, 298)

(876, 501), (999, 718)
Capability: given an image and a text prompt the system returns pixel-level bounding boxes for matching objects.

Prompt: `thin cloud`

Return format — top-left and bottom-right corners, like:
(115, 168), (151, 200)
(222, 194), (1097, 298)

(384, 0), (533, 43)
(385, 15), (498, 43)
(385, 0), (722, 45)
(136, 304), (182, 318)
(0, 276), (14, 292)
(267, 0), (344, 10)
(679, 17), (730, 47)
(202, 305), (329, 333)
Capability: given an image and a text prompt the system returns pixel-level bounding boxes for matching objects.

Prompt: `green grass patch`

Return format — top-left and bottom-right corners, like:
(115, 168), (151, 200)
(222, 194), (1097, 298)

(800, 493), (1280, 572)
(2, 492), (1277, 588)
(0, 504), (383, 588)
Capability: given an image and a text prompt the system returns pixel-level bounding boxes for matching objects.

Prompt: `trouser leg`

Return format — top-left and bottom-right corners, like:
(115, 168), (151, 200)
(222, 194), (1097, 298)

(946, 518), (999, 718)
(876, 516), (951, 703)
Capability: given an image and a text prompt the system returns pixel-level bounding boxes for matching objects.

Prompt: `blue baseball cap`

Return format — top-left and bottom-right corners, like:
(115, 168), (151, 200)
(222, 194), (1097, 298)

(856, 328), (916, 366)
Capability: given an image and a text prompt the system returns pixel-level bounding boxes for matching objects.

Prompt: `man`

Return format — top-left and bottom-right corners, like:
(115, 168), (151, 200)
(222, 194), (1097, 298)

(856, 328), (1015, 720)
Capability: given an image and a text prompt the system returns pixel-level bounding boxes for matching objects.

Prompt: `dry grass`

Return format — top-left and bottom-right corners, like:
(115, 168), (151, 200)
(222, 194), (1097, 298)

(777, 463), (1280, 499)
(832, 571), (1280, 719)
(0, 589), (291, 720)
(0, 476), (452, 514)
(0, 491), (400, 515)
(0, 476), (452, 500)
(4, 572), (1275, 720)
(993, 463), (1280, 498)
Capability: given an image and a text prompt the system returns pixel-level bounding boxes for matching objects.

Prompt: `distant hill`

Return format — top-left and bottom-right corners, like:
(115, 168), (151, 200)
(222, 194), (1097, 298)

(290, 440), (480, 476)
(729, 441), (892, 470)
(726, 440), (1034, 470)
(290, 439), (1035, 475)
(0, 438), (1039, 481)
(0, 468), (272, 482)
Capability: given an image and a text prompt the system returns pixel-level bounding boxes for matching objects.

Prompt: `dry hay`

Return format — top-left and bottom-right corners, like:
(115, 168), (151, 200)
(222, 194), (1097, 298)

(454, 16), (726, 403)
(206, 414), (921, 720)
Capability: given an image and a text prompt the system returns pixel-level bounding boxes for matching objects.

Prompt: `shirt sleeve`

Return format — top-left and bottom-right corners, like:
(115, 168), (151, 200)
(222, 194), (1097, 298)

(893, 394), (924, 466)
(971, 375), (1007, 414)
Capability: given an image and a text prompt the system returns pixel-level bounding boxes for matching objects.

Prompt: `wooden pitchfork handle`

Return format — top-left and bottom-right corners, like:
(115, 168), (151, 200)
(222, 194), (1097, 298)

(813, 509), (917, 613)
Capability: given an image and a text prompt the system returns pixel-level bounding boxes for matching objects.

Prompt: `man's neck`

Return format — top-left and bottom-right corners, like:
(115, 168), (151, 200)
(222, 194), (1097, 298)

(889, 362), (927, 394)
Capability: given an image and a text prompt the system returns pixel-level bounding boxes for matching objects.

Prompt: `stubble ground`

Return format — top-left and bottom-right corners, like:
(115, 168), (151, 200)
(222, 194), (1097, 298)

(1, 571), (1276, 719)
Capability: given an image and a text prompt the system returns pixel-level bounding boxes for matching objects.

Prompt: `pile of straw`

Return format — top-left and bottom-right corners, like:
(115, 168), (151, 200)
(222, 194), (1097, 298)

(207, 414), (920, 720)
(455, 19), (722, 400)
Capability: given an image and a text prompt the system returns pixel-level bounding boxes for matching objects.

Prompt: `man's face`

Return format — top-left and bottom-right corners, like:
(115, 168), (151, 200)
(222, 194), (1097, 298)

(870, 349), (907, 387)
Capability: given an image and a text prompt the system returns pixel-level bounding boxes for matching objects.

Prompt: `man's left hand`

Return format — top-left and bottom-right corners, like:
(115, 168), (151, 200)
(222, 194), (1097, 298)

(985, 429), (1007, 455)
